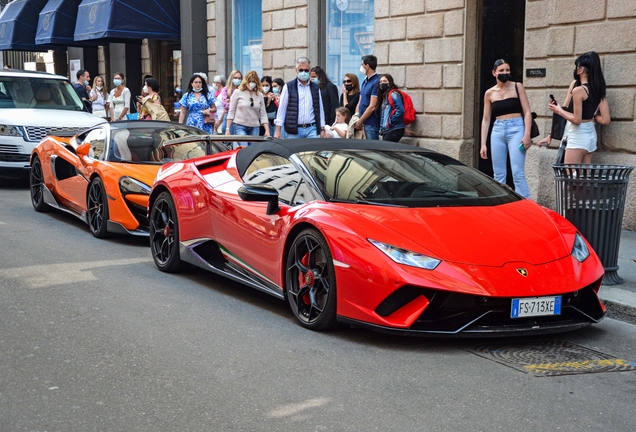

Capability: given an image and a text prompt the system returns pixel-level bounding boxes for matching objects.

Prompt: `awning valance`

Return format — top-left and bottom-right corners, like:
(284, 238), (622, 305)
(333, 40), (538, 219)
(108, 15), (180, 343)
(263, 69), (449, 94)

(0, 0), (51, 51)
(74, 0), (180, 42)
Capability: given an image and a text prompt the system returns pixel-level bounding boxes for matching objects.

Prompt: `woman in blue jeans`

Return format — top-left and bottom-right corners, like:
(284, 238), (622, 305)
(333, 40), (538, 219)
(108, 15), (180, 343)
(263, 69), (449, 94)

(480, 59), (533, 198)
(226, 70), (270, 148)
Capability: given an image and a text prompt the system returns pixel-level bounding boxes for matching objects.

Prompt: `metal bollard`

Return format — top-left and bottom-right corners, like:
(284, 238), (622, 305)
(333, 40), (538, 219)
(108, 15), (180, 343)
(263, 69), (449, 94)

(553, 164), (634, 285)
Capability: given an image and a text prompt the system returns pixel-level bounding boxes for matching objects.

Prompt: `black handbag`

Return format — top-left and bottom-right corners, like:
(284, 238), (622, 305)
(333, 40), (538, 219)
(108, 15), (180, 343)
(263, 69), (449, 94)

(514, 83), (540, 138)
(550, 112), (567, 141)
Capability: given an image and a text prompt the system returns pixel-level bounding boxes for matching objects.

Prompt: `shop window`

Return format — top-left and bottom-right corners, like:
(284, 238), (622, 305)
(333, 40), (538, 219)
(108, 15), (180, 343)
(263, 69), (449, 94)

(233, 0), (262, 75)
(325, 0), (375, 89)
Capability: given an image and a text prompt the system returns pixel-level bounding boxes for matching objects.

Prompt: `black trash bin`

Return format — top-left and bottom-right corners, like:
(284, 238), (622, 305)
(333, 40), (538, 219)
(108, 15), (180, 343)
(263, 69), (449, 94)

(553, 164), (633, 285)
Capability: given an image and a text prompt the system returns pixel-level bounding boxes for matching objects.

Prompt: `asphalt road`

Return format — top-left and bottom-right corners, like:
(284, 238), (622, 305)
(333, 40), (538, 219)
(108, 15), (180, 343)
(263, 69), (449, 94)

(2, 183), (636, 432)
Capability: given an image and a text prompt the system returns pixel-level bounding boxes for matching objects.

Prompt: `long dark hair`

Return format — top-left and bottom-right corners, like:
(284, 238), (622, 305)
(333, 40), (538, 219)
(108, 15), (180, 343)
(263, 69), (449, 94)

(575, 51), (606, 100)
(376, 74), (398, 115)
(185, 74), (210, 100)
(310, 66), (332, 89)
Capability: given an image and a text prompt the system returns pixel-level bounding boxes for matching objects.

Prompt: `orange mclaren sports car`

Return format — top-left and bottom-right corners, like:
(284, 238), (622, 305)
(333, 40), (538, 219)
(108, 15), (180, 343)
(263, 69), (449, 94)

(29, 120), (227, 237)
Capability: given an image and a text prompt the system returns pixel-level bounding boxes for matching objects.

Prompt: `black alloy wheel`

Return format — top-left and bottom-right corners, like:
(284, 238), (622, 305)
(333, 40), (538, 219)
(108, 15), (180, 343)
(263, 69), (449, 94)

(286, 228), (337, 330)
(149, 191), (184, 272)
(30, 156), (50, 212)
(87, 177), (110, 238)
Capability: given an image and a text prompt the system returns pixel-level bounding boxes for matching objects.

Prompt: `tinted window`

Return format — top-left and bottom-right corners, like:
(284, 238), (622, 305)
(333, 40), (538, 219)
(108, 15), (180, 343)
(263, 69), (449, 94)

(0, 76), (84, 110)
(297, 150), (520, 207)
(244, 153), (317, 206)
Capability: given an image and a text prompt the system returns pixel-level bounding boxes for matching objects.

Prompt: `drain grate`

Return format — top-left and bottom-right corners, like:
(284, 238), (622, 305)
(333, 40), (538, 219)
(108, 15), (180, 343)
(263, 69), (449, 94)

(468, 340), (636, 377)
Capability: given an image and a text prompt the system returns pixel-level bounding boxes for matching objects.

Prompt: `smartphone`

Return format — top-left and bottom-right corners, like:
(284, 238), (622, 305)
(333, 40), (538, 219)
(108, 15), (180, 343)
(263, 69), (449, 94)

(519, 143), (526, 153)
(549, 94), (556, 104)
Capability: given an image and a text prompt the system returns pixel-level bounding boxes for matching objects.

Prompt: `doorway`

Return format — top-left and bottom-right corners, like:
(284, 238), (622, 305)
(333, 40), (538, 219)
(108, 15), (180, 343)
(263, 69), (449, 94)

(476, 0), (526, 184)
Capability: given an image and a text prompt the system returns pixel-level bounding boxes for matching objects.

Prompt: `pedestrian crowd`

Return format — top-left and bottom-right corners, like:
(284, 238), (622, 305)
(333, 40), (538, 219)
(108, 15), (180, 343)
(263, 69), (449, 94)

(72, 50), (611, 197)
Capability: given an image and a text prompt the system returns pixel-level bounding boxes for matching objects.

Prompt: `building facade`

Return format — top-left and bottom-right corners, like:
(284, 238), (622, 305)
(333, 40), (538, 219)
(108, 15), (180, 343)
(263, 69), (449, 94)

(190, 0), (636, 229)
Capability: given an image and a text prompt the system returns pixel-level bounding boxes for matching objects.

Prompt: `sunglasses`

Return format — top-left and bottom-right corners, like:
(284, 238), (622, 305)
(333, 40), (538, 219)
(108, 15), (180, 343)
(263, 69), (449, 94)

(249, 97), (254, 107)
(298, 69), (310, 73)
(343, 80), (351, 84)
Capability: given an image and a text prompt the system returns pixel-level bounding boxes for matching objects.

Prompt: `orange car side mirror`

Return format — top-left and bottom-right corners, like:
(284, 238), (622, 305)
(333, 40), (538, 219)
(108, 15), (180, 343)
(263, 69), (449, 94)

(76, 143), (91, 157)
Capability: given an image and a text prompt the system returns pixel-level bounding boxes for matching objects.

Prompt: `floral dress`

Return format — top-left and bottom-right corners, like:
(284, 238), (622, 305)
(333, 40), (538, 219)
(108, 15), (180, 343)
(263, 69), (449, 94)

(179, 92), (215, 134)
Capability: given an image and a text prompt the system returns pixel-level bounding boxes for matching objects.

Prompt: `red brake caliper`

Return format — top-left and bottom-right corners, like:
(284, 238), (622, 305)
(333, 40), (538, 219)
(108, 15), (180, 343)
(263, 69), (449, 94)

(298, 252), (313, 305)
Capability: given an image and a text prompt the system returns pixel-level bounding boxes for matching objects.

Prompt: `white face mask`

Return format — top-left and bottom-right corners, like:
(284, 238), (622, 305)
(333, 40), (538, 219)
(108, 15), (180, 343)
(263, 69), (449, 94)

(143, 85), (148, 93)
(248, 82), (257, 90)
(359, 65), (366, 74)
(96, 86), (103, 91)
(262, 86), (270, 93)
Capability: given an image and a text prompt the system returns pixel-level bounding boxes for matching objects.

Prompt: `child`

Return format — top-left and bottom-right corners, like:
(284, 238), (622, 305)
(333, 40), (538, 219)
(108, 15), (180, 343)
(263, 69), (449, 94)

(324, 107), (350, 138)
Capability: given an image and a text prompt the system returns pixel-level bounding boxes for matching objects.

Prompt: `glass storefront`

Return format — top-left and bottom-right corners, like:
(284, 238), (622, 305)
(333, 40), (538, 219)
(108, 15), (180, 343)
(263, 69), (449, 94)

(233, 0), (263, 75)
(326, 0), (375, 88)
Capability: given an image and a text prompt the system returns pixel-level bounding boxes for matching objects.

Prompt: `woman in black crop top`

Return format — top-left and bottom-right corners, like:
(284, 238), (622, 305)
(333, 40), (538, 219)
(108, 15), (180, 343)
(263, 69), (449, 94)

(480, 59), (533, 198)
(549, 51), (610, 164)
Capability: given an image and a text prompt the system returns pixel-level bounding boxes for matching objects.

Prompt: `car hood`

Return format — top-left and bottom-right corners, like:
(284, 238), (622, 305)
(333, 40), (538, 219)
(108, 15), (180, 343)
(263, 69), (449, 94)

(0, 109), (105, 127)
(341, 200), (572, 267)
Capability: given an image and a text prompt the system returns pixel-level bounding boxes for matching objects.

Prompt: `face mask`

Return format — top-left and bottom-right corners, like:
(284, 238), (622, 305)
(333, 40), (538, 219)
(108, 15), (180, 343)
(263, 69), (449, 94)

(262, 86), (270, 93)
(248, 82), (257, 90)
(212, 84), (219, 92)
(573, 67), (580, 81)
(344, 84), (353, 92)
(297, 71), (310, 81)
(96, 86), (103, 91)
(143, 85), (148, 93)
(84, 80), (90, 86)
(192, 87), (202, 92)
(232, 79), (241, 86)
(311, 78), (320, 85)
(379, 83), (389, 91)
(360, 65), (366, 74)
(272, 87), (280, 94)
(496, 73), (510, 83)
(113, 79), (122, 86)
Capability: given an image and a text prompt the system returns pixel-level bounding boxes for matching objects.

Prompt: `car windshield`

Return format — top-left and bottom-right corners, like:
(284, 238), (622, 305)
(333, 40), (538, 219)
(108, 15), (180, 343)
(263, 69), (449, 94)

(296, 150), (520, 207)
(0, 76), (84, 110)
(107, 123), (211, 164)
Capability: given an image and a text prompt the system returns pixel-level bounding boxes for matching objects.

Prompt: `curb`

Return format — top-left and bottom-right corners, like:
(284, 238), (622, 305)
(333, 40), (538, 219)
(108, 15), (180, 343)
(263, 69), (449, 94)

(598, 286), (636, 325)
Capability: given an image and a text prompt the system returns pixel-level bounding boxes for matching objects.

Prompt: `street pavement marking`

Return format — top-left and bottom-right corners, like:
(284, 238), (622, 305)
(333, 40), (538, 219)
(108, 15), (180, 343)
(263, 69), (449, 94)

(525, 358), (636, 374)
(268, 398), (330, 418)
(0, 257), (151, 289)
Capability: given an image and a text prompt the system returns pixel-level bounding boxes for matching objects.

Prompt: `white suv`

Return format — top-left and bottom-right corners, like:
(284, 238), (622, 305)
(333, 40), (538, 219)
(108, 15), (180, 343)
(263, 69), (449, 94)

(0, 69), (105, 180)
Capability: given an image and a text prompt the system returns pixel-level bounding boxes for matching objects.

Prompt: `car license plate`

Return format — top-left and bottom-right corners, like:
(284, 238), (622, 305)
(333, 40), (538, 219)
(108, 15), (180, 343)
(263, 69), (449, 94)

(511, 296), (562, 318)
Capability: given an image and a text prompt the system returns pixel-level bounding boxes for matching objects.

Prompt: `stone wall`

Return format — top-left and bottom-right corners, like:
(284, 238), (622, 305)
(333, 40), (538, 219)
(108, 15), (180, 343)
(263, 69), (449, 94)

(525, 0), (636, 228)
(262, 0), (310, 82)
(374, 0), (474, 163)
(207, 0), (216, 77)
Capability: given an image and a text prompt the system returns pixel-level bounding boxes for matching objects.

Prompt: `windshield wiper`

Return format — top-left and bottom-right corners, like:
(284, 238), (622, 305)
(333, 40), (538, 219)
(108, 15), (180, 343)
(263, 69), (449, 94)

(329, 198), (402, 207)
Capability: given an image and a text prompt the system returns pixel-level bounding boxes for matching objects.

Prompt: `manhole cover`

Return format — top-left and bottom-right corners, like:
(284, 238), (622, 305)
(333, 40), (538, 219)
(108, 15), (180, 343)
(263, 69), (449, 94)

(468, 340), (636, 377)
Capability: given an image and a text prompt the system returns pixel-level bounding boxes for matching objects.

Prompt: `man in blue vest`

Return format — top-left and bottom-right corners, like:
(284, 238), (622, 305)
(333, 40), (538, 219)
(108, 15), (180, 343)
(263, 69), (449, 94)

(274, 57), (325, 139)
(355, 55), (380, 140)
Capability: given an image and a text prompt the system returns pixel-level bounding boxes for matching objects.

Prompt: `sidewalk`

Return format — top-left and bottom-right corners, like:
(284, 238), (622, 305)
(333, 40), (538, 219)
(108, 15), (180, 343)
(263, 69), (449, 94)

(598, 229), (636, 325)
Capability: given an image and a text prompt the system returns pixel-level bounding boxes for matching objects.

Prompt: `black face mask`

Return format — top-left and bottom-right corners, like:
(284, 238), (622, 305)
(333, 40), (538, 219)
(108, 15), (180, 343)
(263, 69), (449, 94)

(379, 83), (389, 91)
(344, 84), (353, 92)
(573, 67), (580, 81)
(496, 73), (510, 83)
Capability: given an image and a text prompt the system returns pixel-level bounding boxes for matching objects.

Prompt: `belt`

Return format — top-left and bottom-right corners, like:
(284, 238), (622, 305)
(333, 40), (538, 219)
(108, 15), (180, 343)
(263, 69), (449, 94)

(298, 123), (316, 128)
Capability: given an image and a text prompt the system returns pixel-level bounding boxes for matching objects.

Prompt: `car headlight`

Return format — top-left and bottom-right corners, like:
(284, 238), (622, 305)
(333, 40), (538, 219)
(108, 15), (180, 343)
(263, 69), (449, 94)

(572, 233), (590, 263)
(119, 176), (151, 195)
(368, 239), (441, 270)
(0, 125), (23, 137)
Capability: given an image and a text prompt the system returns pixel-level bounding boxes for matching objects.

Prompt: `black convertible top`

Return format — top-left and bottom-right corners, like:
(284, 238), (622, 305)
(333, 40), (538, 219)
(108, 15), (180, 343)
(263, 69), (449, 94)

(235, 138), (430, 178)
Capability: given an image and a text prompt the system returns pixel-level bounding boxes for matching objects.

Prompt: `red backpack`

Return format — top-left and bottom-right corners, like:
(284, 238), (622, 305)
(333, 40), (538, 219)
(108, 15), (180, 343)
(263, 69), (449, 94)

(387, 89), (416, 126)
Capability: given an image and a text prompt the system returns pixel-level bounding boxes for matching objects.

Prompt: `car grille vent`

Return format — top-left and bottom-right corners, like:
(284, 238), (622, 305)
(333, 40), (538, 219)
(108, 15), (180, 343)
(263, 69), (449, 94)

(0, 144), (21, 153)
(24, 126), (80, 142)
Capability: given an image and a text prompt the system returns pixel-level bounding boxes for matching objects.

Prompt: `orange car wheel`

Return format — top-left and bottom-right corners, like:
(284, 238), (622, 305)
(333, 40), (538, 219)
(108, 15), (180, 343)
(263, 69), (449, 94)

(30, 155), (50, 213)
(149, 192), (184, 273)
(87, 177), (110, 238)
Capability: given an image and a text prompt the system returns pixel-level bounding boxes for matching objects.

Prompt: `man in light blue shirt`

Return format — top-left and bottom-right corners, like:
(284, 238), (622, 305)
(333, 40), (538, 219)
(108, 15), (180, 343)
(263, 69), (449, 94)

(274, 57), (326, 139)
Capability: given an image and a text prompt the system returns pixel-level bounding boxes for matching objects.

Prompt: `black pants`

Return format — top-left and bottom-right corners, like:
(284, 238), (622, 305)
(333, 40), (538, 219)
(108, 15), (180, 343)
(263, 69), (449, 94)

(382, 128), (405, 142)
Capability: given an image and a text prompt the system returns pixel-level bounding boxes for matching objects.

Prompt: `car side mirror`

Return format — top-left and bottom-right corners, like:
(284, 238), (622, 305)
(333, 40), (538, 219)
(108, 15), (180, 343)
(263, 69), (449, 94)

(76, 142), (91, 157)
(238, 184), (280, 215)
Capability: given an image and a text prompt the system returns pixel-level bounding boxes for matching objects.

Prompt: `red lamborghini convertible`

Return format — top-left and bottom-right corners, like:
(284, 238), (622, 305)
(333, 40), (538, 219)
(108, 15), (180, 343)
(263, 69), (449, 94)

(148, 138), (606, 336)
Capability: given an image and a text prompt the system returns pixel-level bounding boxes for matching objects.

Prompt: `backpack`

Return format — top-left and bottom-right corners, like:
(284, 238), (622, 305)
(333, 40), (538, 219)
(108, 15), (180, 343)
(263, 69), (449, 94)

(388, 89), (416, 126)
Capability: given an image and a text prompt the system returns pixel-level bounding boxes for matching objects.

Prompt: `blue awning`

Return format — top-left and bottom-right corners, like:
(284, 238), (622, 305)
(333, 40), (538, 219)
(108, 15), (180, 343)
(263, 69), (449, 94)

(0, 0), (51, 51)
(36, 0), (95, 46)
(74, 0), (180, 42)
